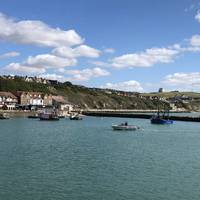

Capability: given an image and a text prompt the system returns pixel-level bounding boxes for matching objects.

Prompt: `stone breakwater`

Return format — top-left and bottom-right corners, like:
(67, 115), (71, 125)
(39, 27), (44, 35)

(82, 111), (200, 122)
(83, 109), (188, 113)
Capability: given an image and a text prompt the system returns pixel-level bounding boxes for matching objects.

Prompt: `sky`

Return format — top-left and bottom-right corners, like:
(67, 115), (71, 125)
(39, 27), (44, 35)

(0, 0), (200, 92)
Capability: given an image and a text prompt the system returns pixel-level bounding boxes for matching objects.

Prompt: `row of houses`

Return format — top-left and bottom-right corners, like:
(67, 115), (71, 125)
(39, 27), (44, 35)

(0, 91), (73, 111)
(1, 75), (59, 85)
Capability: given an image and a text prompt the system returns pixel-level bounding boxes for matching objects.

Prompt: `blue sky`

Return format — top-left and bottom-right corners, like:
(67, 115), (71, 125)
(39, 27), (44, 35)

(0, 0), (200, 92)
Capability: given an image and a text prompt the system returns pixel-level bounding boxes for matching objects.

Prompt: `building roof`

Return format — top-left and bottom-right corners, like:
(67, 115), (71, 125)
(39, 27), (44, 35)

(0, 92), (17, 99)
(15, 91), (45, 97)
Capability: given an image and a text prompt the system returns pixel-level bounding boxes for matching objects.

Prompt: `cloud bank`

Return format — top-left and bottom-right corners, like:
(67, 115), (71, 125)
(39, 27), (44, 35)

(102, 80), (143, 92)
(0, 12), (83, 47)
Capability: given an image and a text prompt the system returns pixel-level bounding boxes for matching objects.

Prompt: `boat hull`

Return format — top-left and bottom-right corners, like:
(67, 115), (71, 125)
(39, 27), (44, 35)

(58, 116), (65, 119)
(70, 117), (82, 120)
(112, 125), (138, 131)
(0, 117), (9, 120)
(151, 118), (173, 124)
(39, 113), (59, 121)
(40, 118), (59, 121)
(0, 114), (9, 119)
(28, 115), (39, 119)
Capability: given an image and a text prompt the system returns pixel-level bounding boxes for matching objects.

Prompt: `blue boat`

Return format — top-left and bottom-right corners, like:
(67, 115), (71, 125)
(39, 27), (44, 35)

(151, 116), (173, 124)
(151, 110), (173, 124)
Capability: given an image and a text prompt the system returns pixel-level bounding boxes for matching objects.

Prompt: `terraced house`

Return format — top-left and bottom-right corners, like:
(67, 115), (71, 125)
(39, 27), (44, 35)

(0, 92), (18, 110)
(15, 92), (52, 106)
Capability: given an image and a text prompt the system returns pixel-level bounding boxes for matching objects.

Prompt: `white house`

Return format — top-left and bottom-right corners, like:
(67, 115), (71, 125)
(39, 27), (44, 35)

(52, 96), (73, 112)
(0, 92), (18, 110)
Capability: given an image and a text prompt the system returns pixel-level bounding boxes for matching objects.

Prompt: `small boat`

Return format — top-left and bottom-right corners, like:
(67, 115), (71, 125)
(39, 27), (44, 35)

(69, 113), (82, 120)
(40, 113), (59, 121)
(112, 122), (139, 131)
(58, 115), (65, 119)
(151, 116), (173, 124)
(0, 113), (9, 120)
(151, 110), (173, 124)
(28, 113), (40, 119)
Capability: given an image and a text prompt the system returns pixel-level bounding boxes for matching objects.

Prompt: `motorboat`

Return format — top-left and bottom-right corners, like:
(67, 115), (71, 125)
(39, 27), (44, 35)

(112, 122), (139, 131)
(0, 113), (9, 120)
(69, 113), (82, 120)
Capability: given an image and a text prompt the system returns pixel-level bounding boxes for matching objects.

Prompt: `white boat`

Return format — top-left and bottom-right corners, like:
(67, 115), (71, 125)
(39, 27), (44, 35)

(69, 113), (82, 120)
(112, 123), (139, 131)
(0, 113), (9, 120)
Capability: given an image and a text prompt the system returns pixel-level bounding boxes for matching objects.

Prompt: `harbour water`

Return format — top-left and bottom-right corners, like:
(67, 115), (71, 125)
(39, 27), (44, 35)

(0, 117), (200, 200)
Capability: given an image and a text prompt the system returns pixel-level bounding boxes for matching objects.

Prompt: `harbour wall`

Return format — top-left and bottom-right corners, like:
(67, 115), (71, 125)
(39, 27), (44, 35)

(83, 111), (200, 122)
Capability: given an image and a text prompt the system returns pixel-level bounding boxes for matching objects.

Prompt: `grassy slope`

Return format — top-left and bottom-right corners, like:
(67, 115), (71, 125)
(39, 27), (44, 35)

(142, 91), (200, 98)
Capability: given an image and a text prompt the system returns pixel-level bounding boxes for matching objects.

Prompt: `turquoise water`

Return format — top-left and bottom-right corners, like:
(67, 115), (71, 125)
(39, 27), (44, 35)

(0, 117), (200, 200)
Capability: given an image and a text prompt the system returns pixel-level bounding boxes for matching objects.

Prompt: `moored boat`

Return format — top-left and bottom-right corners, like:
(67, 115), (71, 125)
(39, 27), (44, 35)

(151, 116), (173, 124)
(151, 109), (173, 124)
(69, 113), (82, 120)
(28, 113), (40, 119)
(0, 113), (9, 120)
(40, 112), (59, 121)
(58, 114), (65, 119)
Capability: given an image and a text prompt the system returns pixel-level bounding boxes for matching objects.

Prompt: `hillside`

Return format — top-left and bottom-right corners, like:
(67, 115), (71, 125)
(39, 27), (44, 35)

(142, 91), (200, 111)
(142, 91), (200, 98)
(0, 76), (167, 110)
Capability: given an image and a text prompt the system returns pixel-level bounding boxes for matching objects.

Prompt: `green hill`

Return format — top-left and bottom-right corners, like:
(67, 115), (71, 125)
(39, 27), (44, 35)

(142, 91), (200, 98)
(0, 76), (167, 110)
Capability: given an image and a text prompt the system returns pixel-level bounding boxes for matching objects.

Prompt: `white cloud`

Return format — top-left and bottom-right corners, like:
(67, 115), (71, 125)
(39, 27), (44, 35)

(112, 47), (179, 68)
(89, 60), (110, 67)
(3, 53), (77, 75)
(52, 47), (74, 58)
(101, 80), (143, 92)
(163, 72), (200, 90)
(170, 43), (200, 53)
(108, 40), (200, 70)
(39, 74), (66, 82)
(52, 45), (101, 58)
(61, 67), (110, 81)
(104, 48), (115, 54)
(0, 51), (20, 59)
(182, 46), (200, 52)
(190, 35), (200, 46)
(0, 12), (83, 47)
(5, 63), (45, 74)
(25, 54), (77, 68)
(195, 11), (200, 23)
(74, 45), (101, 58)
(42, 67), (111, 83)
